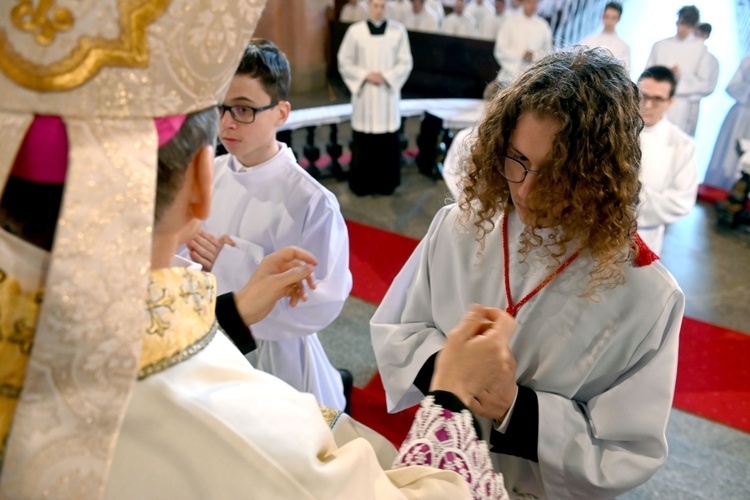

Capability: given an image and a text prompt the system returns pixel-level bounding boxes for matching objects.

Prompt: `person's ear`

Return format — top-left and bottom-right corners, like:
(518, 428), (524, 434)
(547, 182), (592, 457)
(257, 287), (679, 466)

(275, 100), (291, 127)
(189, 145), (214, 220)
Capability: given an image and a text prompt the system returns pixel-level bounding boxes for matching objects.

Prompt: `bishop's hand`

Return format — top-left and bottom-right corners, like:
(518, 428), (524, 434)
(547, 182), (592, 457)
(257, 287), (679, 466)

(430, 304), (518, 420)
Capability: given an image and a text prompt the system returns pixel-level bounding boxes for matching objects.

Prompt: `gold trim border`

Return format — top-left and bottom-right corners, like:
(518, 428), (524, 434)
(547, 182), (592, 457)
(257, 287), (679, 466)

(0, 0), (171, 92)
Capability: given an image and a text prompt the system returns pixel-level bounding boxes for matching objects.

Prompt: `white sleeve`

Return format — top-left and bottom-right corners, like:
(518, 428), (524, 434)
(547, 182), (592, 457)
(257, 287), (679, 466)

(337, 26), (368, 95)
(536, 289), (684, 498)
(726, 58), (750, 103)
(370, 207), (453, 413)
(531, 24), (553, 62)
(676, 48), (719, 98)
(250, 193), (352, 342)
(638, 139), (698, 227)
(494, 22), (523, 73)
(382, 26), (414, 90)
(645, 43), (657, 69)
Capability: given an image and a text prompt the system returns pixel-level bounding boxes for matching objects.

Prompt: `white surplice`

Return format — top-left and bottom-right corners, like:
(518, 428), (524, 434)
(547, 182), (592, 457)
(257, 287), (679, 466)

(637, 117), (698, 254)
(478, 12), (505, 40)
(646, 35), (716, 136)
(371, 205), (684, 498)
(403, 7), (440, 33)
(205, 144), (351, 410)
(338, 19), (413, 134)
(386, 0), (411, 22)
(440, 12), (477, 38)
(466, 0), (496, 20)
(704, 57), (750, 190)
(441, 127), (475, 200)
(493, 11), (553, 85)
(580, 31), (631, 71)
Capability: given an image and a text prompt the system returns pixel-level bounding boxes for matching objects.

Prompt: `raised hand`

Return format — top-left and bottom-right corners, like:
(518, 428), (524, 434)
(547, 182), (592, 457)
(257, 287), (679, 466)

(187, 229), (235, 271)
(232, 246), (318, 326)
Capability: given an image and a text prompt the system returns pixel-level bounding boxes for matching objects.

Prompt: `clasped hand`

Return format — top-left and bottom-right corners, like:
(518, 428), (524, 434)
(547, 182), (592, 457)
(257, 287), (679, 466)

(430, 305), (518, 422)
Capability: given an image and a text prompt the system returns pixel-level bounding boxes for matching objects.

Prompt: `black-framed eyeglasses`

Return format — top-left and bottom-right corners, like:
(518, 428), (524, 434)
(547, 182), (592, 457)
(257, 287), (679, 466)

(640, 93), (670, 105)
(218, 102), (278, 124)
(497, 154), (540, 183)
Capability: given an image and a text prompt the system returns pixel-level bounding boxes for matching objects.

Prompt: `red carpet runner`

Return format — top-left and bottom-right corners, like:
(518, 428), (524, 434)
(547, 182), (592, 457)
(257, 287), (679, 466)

(346, 220), (750, 445)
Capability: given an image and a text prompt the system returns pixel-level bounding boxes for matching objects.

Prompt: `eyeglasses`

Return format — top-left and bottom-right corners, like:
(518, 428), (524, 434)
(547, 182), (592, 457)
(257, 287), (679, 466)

(218, 102), (278, 124)
(497, 154), (540, 183)
(640, 93), (670, 105)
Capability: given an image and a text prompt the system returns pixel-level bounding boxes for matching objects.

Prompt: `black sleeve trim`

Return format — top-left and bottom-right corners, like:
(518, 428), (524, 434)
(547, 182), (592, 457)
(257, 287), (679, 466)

(489, 385), (539, 462)
(413, 352), (438, 395)
(427, 390), (482, 439)
(215, 292), (257, 354)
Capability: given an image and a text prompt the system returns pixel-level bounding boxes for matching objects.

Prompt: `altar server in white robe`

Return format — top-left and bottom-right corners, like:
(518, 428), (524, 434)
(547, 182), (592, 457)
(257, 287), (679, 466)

(478, 0), (507, 40)
(636, 66), (698, 254)
(187, 40), (350, 411)
(338, 0), (413, 196)
(580, 1), (631, 71)
(371, 49), (684, 499)
(440, 0), (477, 37)
(466, 0), (496, 20)
(0, 4), (513, 494)
(646, 5), (717, 137)
(493, 0), (553, 87)
(426, 0), (446, 20)
(705, 57), (750, 189)
(386, 0), (411, 22)
(403, 0), (441, 33)
(340, 0), (370, 23)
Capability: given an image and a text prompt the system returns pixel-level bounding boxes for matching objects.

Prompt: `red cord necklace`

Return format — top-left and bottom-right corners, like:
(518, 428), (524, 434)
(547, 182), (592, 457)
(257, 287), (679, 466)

(502, 215), (581, 318)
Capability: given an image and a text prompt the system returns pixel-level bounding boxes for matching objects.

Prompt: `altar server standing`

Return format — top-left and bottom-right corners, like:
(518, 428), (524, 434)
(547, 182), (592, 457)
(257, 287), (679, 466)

(440, 0), (477, 37)
(580, 2), (631, 71)
(646, 5), (717, 136)
(403, 0), (440, 33)
(704, 57), (750, 190)
(338, 0), (413, 196)
(493, 0), (552, 87)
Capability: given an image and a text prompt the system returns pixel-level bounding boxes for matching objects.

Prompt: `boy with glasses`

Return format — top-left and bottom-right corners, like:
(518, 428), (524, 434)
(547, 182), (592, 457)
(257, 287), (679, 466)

(186, 39), (352, 412)
(637, 65), (698, 254)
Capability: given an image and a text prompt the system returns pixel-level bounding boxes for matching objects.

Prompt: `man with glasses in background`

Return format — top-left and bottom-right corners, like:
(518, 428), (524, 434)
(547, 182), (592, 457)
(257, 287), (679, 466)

(186, 39), (353, 412)
(636, 65), (698, 254)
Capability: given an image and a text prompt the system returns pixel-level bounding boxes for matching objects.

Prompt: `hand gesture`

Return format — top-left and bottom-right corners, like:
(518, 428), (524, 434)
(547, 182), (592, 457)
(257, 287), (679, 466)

(233, 246), (318, 326)
(187, 229), (235, 271)
(430, 304), (518, 421)
(366, 72), (386, 85)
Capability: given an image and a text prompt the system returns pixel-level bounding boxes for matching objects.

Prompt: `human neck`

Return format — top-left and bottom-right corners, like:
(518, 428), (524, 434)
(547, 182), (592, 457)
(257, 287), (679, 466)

(151, 231), (179, 269)
(236, 140), (281, 169)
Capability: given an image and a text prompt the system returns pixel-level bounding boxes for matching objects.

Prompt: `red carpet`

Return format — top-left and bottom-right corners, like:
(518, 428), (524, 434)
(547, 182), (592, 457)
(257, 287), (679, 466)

(698, 183), (750, 209)
(347, 221), (750, 440)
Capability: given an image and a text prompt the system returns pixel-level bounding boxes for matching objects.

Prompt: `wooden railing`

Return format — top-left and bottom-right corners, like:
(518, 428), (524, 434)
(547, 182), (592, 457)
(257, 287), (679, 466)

(272, 98), (484, 179)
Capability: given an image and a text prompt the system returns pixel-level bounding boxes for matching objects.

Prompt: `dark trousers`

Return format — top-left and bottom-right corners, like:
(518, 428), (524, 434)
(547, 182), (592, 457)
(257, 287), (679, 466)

(349, 130), (401, 196)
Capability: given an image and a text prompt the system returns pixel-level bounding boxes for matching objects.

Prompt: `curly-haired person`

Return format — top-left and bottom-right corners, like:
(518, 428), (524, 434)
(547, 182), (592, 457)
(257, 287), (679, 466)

(372, 48), (684, 499)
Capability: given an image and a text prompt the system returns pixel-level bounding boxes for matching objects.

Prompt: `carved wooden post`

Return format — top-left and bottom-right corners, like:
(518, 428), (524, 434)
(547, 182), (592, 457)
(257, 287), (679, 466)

(326, 123), (345, 180)
(303, 125), (321, 179)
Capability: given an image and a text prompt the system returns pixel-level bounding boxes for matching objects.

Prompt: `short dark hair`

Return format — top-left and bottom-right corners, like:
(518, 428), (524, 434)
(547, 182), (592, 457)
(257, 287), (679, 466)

(677, 5), (700, 27)
(155, 107), (219, 224)
(236, 39), (292, 102)
(638, 66), (677, 97)
(604, 2), (622, 16)
(696, 22), (712, 36)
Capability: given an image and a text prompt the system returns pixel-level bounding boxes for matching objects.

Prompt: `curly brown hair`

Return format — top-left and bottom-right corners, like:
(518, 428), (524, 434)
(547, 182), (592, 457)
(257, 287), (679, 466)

(459, 48), (643, 293)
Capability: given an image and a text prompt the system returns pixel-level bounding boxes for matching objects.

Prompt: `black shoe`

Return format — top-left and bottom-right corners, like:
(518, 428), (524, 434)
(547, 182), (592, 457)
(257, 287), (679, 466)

(338, 368), (353, 415)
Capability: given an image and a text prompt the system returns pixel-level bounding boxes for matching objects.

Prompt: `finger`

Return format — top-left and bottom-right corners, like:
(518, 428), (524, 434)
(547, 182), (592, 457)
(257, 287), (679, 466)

(195, 231), (220, 251)
(447, 304), (489, 341)
(275, 265), (315, 292)
(220, 235), (237, 247)
(276, 246), (319, 267)
(488, 311), (517, 344)
(189, 250), (213, 271)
